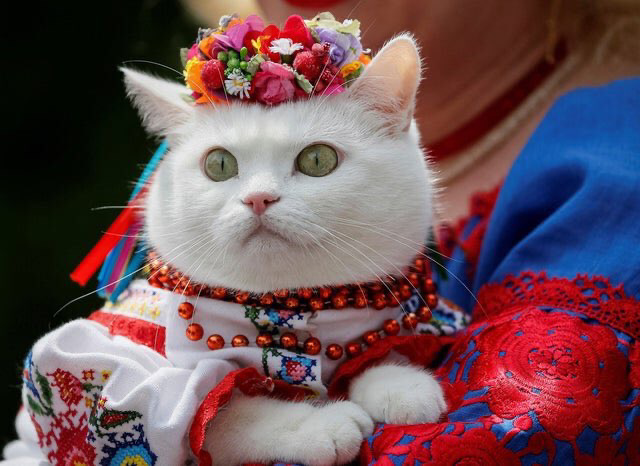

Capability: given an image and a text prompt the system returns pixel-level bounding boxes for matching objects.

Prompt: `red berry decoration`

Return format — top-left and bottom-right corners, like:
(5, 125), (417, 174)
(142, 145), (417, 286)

(200, 59), (225, 91)
(293, 50), (322, 82)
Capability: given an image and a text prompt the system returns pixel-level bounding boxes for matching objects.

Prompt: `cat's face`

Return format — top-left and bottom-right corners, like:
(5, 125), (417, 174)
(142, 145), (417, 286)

(125, 35), (432, 292)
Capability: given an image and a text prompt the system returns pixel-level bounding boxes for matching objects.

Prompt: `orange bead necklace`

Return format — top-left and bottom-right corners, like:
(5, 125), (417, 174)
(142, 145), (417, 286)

(145, 251), (438, 361)
(146, 251), (436, 313)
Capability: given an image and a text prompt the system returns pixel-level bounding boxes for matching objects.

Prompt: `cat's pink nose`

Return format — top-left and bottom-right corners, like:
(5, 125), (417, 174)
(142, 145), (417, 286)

(242, 192), (280, 215)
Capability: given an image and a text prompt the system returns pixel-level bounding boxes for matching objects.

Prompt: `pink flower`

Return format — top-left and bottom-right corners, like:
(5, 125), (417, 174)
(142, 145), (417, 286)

(286, 361), (307, 381)
(253, 62), (296, 105)
(320, 82), (346, 96)
(186, 43), (199, 60)
(215, 14), (265, 51)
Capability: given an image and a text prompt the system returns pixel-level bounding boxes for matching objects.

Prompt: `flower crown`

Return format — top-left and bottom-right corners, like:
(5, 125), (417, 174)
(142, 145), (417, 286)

(181, 12), (371, 106)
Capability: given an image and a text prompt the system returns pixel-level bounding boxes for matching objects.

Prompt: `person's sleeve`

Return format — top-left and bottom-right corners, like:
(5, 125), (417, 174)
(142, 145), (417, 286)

(473, 77), (640, 296)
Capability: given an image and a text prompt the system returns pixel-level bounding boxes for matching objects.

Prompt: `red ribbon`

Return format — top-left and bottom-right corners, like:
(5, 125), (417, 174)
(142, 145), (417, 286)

(70, 190), (146, 287)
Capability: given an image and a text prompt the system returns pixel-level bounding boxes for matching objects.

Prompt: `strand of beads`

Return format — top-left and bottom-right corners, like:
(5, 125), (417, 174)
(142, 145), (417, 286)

(147, 251), (435, 314)
(175, 275), (438, 361)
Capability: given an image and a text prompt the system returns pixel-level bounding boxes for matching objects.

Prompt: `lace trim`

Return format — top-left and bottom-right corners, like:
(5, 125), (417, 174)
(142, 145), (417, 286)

(475, 271), (640, 339)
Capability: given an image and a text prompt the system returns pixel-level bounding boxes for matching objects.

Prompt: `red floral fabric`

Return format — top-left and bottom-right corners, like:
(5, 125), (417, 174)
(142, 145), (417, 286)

(360, 272), (639, 465)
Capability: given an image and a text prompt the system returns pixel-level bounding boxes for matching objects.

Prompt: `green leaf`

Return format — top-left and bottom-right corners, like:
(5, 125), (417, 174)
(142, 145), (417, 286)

(180, 94), (195, 104)
(27, 395), (45, 417)
(294, 72), (313, 94)
(35, 370), (53, 407)
(246, 54), (266, 75)
(179, 48), (189, 68)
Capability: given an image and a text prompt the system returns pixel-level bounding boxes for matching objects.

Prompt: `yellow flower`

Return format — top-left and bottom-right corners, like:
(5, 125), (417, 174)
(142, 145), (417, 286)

(340, 61), (362, 78)
(251, 36), (263, 54)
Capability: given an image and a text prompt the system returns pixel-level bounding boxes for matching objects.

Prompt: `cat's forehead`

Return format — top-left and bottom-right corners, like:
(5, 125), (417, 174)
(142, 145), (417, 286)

(189, 99), (363, 153)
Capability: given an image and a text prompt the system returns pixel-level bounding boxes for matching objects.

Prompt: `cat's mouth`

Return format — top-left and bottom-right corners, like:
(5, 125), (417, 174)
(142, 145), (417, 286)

(243, 222), (291, 245)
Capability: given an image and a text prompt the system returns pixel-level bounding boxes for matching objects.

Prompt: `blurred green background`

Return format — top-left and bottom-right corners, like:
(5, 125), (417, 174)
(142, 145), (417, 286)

(1, 0), (197, 445)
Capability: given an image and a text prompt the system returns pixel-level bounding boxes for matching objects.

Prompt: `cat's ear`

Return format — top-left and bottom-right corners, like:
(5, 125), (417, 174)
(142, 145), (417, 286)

(121, 67), (193, 138)
(347, 34), (421, 131)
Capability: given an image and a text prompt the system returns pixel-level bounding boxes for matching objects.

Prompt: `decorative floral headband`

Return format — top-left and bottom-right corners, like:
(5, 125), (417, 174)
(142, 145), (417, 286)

(181, 12), (371, 106)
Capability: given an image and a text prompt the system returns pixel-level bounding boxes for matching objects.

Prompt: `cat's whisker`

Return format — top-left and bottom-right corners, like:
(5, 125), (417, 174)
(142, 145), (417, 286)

(300, 230), (368, 309)
(122, 60), (183, 77)
(320, 214), (459, 262)
(319, 235), (412, 330)
(91, 206), (138, 210)
(168, 231), (222, 295)
(308, 205), (457, 264)
(324, 225), (432, 315)
(319, 218), (485, 316)
(305, 220), (407, 314)
(345, 0), (369, 20)
(315, 227), (421, 335)
(52, 229), (212, 319)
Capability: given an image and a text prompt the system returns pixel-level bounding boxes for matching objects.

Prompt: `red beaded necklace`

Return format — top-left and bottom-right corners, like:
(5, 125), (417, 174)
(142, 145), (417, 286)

(146, 251), (437, 313)
(145, 251), (439, 360)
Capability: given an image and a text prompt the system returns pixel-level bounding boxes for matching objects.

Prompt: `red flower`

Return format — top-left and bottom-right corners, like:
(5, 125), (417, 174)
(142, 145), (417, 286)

(246, 15), (313, 61)
(467, 308), (630, 440)
(49, 369), (85, 407)
(253, 62), (296, 105)
(429, 428), (520, 465)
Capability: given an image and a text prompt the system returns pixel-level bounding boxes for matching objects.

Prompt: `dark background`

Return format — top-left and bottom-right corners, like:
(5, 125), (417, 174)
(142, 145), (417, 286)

(1, 0), (197, 445)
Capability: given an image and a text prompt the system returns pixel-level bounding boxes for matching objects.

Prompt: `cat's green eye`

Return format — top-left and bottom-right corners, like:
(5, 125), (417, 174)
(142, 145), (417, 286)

(296, 144), (339, 177)
(203, 148), (238, 182)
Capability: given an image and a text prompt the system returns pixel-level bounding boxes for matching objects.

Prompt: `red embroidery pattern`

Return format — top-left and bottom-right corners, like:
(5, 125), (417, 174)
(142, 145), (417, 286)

(88, 310), (167, 356)
(467, 307), (629, 440)
(361, 273), (639, 464)
(475, 271), (640, 339)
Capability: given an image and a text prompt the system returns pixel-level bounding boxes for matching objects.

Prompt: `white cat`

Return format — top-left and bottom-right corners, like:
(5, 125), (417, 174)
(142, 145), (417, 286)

(5, 34), (446, 466)
(123, 34), (445, 465)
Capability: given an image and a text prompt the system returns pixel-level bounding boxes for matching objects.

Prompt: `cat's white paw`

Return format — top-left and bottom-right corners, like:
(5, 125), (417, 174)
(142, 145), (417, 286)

(349, 364), (447, 424)
(299, 401), (374, 466)
(205, 395), (372, 465)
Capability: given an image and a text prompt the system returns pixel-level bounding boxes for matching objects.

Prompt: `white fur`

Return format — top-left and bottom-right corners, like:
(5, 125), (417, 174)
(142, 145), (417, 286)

(206, 395), (373, 465)
(349, 363), (447, 424)
(123, 35), (432, 293)
(124, 35), (443, 465)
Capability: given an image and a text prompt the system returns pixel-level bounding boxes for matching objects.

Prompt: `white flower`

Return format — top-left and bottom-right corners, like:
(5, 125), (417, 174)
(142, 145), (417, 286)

(269, 38), (304, 55)
(224, 69), (251, 99)
(342, 19), (361, 38)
